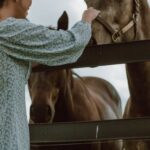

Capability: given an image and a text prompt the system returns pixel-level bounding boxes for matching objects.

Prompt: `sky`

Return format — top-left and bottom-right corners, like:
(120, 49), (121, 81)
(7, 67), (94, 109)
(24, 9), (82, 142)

(25, 0), (150, 120)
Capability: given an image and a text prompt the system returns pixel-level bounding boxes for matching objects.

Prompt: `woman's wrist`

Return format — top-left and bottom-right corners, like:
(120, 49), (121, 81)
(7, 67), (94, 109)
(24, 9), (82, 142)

(81, 19), (92, 24)
(81, 7), (100, 25)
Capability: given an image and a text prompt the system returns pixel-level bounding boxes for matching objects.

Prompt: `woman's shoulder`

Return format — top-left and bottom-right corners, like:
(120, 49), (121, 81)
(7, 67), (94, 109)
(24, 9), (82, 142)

(0, 17), (43, 36)
(3, 17), (37, 28)
(0, 17), (29, 25)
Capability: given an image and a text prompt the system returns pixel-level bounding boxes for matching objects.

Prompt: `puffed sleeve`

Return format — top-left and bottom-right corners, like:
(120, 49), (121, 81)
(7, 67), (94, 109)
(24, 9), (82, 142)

(0, 18), (91, 66)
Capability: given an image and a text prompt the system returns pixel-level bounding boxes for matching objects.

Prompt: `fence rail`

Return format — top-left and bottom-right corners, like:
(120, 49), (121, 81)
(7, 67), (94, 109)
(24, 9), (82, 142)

(33, 40), (150, 72)
(30, 118), (150, 144)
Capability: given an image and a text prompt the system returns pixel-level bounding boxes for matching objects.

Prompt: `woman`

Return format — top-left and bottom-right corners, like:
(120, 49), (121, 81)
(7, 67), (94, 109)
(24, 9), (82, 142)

(0, 0), (100, 149)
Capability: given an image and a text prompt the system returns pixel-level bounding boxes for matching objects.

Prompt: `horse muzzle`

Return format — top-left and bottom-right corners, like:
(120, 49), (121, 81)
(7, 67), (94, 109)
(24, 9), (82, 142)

(30, 104), (52, 123)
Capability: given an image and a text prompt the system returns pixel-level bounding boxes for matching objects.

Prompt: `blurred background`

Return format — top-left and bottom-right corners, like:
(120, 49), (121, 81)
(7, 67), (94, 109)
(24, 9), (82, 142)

(26, 0), (150, 120)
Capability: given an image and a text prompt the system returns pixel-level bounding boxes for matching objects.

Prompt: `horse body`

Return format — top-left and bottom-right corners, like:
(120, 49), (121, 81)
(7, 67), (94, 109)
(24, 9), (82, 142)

(54, 76), (121, 122)
(84, 0), (150, 149)
(29, 70), (122, 150)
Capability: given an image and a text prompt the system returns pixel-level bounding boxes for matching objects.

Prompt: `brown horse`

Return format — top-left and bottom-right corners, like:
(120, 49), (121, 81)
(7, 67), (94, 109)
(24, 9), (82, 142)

(28, 11), (122, 150)
(84, 0), (150, 149)
(29, 69), (122, 150)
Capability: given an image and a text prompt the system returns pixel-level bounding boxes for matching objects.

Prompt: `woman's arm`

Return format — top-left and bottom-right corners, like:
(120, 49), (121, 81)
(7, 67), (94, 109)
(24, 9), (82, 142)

(1, 18), (91, 66)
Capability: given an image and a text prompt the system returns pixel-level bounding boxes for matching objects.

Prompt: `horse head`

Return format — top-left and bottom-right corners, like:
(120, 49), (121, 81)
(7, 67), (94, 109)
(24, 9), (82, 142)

(29, 69), (74, 123)
(85, 0), (150, 44)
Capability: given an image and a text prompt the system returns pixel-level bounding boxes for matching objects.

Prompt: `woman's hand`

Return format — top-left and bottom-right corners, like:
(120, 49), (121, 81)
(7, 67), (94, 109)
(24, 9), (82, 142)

(82, 7), (101, 24)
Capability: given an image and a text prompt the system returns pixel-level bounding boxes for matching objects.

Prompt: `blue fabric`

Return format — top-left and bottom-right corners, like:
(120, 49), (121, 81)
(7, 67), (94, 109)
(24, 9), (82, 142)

(0, 17), (91, 150)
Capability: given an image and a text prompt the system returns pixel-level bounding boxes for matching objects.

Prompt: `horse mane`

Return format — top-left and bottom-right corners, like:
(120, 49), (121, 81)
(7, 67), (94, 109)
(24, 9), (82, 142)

(53, 69), (91, 121)
(53, 69), (75, 121)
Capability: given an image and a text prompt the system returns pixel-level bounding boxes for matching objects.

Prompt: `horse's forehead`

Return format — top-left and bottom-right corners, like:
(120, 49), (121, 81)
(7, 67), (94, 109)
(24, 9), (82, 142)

(30, 69), (69, 86)
(31, 71), (64, 86)
(33, 71), (57, 79)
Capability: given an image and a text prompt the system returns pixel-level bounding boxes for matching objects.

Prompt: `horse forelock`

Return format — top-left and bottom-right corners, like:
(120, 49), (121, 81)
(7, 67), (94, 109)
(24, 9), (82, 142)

(29, 69), (73, 123)
(56, 69), (74, 105)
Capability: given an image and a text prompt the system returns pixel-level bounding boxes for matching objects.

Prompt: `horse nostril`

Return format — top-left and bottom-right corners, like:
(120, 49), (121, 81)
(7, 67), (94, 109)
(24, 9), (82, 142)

(30, 104), (52, 123)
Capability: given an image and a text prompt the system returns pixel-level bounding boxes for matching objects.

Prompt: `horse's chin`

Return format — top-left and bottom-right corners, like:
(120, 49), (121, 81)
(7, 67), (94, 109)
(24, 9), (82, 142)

(29, 118), (53, 124)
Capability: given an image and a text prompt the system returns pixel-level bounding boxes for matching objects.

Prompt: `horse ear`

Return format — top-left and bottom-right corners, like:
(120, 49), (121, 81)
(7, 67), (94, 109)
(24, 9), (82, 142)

(57, 11), (69, 30)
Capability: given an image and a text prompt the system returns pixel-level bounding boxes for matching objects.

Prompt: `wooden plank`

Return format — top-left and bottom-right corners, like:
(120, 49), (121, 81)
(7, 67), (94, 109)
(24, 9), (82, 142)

(30, 118), (150, 144)
(32, 40), (150, 72)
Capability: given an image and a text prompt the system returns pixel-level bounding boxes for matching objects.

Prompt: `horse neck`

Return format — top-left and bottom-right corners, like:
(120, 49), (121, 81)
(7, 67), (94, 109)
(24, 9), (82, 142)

(126, 0), (150, 107)
(138, 0), (150, 38)
(126, 62), (150, 100)
(116, 0), (150, 41)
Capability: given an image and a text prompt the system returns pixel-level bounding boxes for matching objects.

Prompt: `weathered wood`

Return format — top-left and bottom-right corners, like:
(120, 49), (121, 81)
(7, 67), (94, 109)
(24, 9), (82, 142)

(30, 117), (150, 145)
(32, 40), (150, 72)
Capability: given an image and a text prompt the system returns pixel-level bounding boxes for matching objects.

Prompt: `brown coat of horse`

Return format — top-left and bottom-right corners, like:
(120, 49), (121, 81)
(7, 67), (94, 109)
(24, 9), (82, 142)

(29, 70), (122, 150)
(28, 12), (122, 150)
(84, 0), (150, 149)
